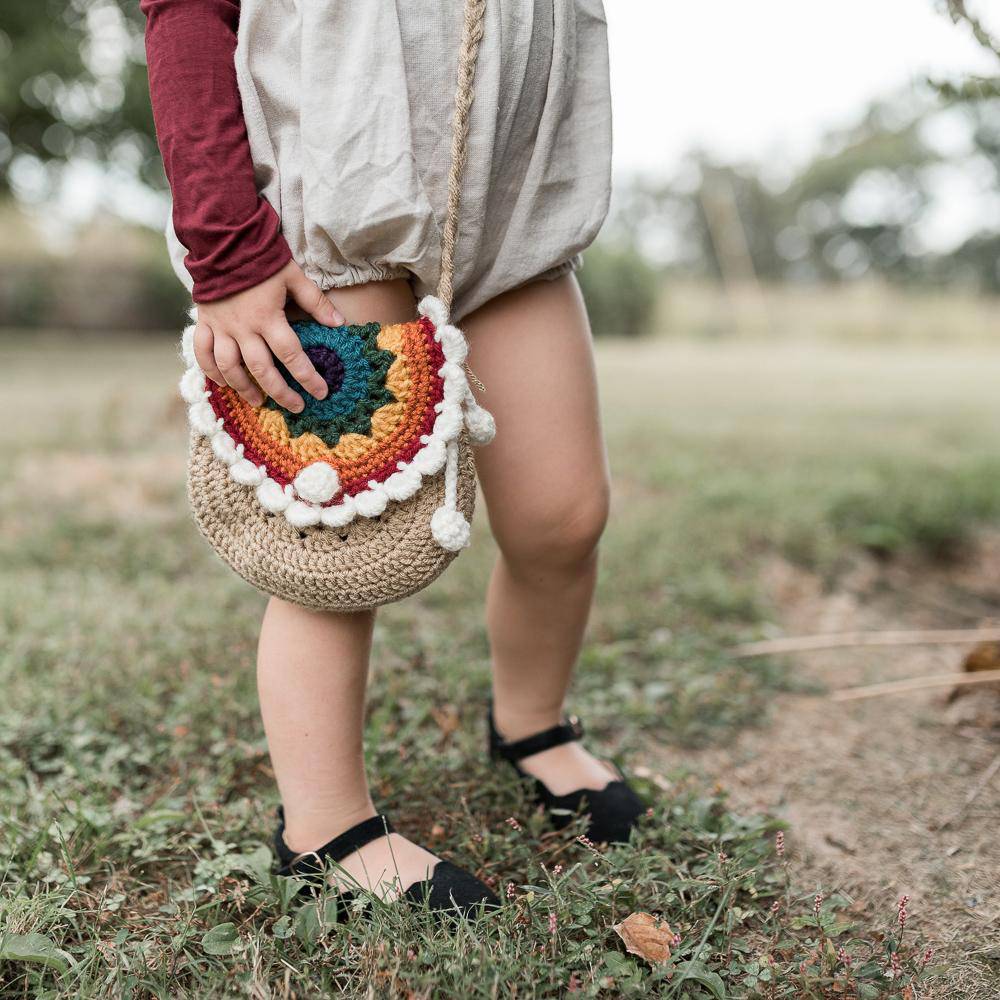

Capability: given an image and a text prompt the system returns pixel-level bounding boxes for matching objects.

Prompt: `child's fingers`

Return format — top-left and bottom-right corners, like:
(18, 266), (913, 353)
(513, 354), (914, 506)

(214, 332), (265, 408)
(237, 333), (305, 413)
(262, 322), (329, 401)
(285, 265), (345, 327)
(193, 322), (225, 385)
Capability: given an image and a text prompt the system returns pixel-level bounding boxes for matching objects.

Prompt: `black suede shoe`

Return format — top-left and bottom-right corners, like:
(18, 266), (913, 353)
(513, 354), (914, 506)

(489, 708), (647, 845)
(274, 809), (500, 919)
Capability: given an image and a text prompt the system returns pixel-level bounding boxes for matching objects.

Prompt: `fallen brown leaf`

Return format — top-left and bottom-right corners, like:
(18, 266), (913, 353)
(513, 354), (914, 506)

(430, 704), (459, 738)
(612, 912), (673, 965)
(950, 641), (1000, 702)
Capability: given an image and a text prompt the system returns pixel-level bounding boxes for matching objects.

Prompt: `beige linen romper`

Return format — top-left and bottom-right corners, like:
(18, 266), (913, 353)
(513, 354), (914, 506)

(167, 0), (612, 320)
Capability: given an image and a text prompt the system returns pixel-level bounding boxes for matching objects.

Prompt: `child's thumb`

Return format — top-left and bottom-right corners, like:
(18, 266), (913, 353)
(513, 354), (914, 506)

(286, 265), (345, 327)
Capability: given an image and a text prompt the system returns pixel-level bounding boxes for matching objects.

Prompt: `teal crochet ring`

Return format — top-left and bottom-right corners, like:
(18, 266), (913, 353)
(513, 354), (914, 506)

(264, 320), (397, 447)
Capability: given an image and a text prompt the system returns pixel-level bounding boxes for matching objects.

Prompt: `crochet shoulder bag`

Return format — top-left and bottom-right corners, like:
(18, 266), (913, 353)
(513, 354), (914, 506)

(178, 0), (494, 612)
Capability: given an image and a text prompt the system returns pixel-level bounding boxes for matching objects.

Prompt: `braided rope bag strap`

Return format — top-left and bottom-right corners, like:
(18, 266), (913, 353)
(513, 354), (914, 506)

(183, 0), (494, 612)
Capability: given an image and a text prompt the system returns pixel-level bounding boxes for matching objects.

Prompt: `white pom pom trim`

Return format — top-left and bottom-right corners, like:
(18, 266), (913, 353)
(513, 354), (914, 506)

(354, 484), (389, 518)
(211, 431), (240, 466)
(431, 507), (471, 551)
(182, 296), (494, 546)
(189, 401), (221, 436)
(433, 403), (464, 440)
(417, 295), (448, 330)
(293, 462), (341, 504)
(320, 495), (357, 528)
(181, 324), (197, 367)
(436, 325), (468, 364)
(256, 479), (292, 513)
(412, 438), (447, 475)
(230, 458), (265, 487)
(285, 500), (322, 528)
(464, 401), (496, 445)
(179, 367), (207, 404)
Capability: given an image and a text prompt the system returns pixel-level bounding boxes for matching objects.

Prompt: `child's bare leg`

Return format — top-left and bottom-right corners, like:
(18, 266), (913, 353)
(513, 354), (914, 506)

(257, 279), (438, 897)
(464, 274), (616, 794)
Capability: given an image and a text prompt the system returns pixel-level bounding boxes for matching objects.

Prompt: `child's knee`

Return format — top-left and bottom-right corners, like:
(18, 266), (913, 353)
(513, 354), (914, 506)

(495, 482), (610, 573)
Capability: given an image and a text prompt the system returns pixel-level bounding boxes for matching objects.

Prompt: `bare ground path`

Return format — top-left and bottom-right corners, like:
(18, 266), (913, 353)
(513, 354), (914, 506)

(675, 537), (1000, 996)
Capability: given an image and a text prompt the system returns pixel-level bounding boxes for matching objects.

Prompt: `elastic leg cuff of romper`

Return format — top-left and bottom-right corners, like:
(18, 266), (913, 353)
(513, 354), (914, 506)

(538, 254), (583, 282)
(304, 261), (412, 293)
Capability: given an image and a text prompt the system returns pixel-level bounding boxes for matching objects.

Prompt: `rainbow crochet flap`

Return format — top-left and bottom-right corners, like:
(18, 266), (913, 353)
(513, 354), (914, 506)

(179, 296), (494, 551)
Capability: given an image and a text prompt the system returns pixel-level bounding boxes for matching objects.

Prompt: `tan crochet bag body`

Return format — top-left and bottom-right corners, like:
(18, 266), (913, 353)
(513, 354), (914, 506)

(179, 0), (494, 612)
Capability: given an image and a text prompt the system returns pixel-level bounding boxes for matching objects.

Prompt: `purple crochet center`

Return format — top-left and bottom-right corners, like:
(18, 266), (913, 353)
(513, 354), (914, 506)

(305, 344), (346, 395)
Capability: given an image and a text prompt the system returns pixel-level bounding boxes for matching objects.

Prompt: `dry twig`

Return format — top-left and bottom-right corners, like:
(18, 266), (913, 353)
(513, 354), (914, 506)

(831, 668), (1000, 702)
(733, 628), (1000, 658)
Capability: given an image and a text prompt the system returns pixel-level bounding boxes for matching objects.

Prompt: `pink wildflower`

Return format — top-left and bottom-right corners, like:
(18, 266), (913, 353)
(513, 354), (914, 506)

(775, 831), (785, 858)
(548, 911), (558, 935)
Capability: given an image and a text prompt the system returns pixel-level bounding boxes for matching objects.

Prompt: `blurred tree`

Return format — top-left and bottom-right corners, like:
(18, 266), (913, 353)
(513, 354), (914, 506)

(607, 108), (940, 289)
(938, 0), (1000, 99)
(577, 242), (659, 338)
(0, 0), (158, 197)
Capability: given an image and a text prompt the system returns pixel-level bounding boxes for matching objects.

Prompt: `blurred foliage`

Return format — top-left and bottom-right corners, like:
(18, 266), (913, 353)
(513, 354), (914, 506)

(2, 0), (1000, 333)
(607, 91), (1000, 294)
(0, 209), (189, 330)
(577, 243), (659, 338)
(0, 0), (158, 196)
(937, 0), (1000, 99)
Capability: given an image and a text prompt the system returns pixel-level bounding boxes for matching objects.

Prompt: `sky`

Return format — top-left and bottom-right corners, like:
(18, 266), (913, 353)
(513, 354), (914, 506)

(604, 0), (997, 177)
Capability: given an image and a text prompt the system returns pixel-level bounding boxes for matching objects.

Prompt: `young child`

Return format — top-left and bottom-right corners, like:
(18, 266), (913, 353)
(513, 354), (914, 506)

(142, 0), (644, 916)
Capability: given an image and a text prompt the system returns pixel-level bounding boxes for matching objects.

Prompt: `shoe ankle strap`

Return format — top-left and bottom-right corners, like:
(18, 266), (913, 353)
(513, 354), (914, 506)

(277, 813), (394, 876)
(490, 712), (584, 763)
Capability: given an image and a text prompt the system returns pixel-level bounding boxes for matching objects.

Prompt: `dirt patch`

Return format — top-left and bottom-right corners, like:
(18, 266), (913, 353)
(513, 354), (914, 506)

(681, 537), (1000, 995)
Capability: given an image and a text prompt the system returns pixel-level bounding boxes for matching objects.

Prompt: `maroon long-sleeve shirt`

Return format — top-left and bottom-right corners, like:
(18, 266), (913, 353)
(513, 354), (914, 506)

(141, 0), (290, 301)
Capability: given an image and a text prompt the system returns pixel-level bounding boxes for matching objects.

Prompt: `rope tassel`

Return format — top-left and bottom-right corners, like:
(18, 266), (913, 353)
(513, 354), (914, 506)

(431, 438), (471, 550)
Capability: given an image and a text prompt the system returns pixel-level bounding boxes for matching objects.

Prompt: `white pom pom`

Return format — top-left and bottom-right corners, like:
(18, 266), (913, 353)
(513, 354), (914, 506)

(211, 431), (239, 465)
(354, 485), (388, 518)
(293, 462), (341, 503)
(180, 325), (197, 366)
(256, 478), (291, 513)
(230, 458), (265, 486)
(320, 496), (357, 528)
(464, 403), (496, 445)
(189, 400), (220, 436)
(417, 295), (449, 329)
(383, 464), (422, 502)
(431, 507), (471, 551)
(284, 500), (321, 528)
(413, 438), (447, 475)
(179, 367), (207, 404)
(433, 403), (464, 440)
(441, 364), (466, 403)
(437, 325), (468, 364)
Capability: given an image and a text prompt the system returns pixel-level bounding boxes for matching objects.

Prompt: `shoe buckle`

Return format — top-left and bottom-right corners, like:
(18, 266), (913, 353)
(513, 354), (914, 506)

(567, 715), (583, 738)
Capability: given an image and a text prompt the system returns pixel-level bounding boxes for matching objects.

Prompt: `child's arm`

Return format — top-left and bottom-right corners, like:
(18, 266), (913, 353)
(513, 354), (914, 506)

(142, 0), (339, 411)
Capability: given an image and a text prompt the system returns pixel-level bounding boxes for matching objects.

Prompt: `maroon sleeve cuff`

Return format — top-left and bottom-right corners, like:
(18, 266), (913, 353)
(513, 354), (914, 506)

(185, 225), (292, 302)
(190, 202), (293, 302)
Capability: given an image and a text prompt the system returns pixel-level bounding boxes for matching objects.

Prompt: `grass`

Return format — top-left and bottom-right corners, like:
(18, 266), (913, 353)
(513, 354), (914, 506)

(2, 299), (999, 997)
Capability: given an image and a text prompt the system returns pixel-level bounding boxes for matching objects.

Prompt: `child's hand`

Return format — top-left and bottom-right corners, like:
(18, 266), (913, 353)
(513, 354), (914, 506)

(193, 261), (345, 412)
